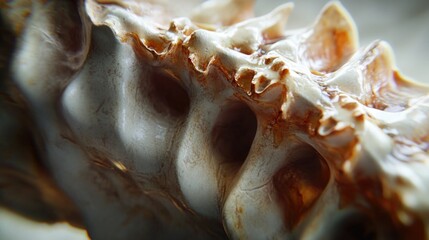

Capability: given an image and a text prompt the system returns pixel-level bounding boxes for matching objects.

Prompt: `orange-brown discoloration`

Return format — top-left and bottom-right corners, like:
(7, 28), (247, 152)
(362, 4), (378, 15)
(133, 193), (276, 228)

(333, 29), (351, 68)
(273, 146), (330, 229)
(6, 0), (429, 238)
(95, 0), (127, 7)
(235, 69), (256, 95)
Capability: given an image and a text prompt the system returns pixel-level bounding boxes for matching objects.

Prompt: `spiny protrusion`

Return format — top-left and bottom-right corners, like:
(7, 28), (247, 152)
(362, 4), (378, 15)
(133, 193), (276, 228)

(55, 1), (429, 238)
(86, 0), (173, 54)
(359, 41), (429, 112)
(232, 3), (294, 41)
(191, 0), (255, 26)
(300, 2), (358, 73)
(329, 41), (429, 112)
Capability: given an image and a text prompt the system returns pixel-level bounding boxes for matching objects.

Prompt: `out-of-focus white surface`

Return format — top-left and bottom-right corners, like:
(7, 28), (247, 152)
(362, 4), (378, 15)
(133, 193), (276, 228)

(0, 208), (89, 240)
(256, 0), (429, 84)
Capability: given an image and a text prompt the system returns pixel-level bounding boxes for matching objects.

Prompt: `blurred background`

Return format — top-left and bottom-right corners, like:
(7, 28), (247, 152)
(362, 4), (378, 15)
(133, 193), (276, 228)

(255, 0), (429, 84)
(1, 0), (428, 239)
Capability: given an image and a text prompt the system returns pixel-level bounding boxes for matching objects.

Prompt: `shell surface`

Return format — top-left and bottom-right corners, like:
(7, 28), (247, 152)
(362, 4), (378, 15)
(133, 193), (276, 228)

(1, 0), (429, 239)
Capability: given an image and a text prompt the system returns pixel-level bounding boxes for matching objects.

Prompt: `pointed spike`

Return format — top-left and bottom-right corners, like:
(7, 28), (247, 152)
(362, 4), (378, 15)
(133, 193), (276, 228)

(191, 0), (255, 26)
(301, 1), (358, 73)
(361, 41), (394, 92)
(234, 3), (294, 40)
(367, 41), (429, 93)
(360, 41), (429, 111)
(326, 41), (394, 97)
(86, 0), (172, 54)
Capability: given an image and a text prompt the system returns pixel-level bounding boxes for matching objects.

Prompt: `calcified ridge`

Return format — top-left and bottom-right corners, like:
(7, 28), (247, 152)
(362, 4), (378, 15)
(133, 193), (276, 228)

(1, 0), (429, 239)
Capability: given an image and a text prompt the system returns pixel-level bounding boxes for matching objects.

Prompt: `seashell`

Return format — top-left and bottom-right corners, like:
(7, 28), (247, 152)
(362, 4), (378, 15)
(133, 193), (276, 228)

(1, 0), (429, 239)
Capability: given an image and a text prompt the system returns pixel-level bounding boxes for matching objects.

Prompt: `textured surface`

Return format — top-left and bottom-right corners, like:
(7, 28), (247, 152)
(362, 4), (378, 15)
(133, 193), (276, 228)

(1, 0), (429, 239)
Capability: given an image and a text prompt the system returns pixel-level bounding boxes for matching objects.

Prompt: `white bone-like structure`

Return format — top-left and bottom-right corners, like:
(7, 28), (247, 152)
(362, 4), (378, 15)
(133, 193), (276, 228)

(1, 0), (429, 239)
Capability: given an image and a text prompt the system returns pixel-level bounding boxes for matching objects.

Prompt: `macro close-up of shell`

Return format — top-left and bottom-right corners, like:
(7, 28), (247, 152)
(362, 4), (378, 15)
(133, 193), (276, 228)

(1, 0), (429, 239)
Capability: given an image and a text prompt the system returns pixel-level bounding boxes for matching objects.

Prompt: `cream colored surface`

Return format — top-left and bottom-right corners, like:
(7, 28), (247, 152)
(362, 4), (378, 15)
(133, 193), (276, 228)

(1, 0), (429, 239)
(256, 0), (429, 84)
(0, 208), (88, 240)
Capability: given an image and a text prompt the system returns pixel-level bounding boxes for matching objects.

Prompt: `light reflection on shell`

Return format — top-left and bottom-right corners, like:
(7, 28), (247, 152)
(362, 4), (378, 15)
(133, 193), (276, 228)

(1, 0), (429, 239)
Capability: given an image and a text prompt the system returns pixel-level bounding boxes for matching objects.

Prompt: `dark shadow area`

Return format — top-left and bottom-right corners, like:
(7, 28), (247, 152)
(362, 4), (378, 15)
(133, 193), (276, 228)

(273, 144), (330, 229)
(211, 101), (257, 175)
(147, 70), (190, 119)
